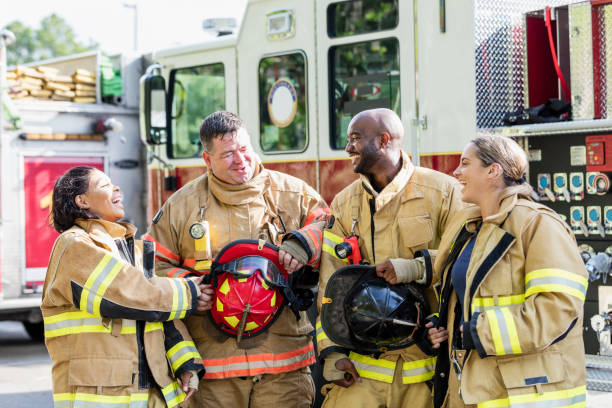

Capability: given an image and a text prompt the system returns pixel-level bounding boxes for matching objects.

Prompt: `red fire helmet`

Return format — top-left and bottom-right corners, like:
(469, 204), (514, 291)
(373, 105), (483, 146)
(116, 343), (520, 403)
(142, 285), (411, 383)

(209, 240), (289, 340)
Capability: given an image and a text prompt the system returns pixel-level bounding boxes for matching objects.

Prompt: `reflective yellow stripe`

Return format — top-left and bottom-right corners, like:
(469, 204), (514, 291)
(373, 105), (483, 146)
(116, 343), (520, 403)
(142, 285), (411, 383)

(402, 357), (436, 384)
(471, 294), (525, 314)
(500, 307), (522, 354)
(53, 392), (149, 407)
(167, 340), (200, 371)
(178, 279), (189, 319)
(44, 313), (149, 338)
(477, 384), (586, 408)
(485, 308), (522, 355)
(168, 279), (179, 320)
(161, 381), (185, 408)
(315, 320), (329, 342)
(145, 321), (163, 332)
(322, 231), (348, 263)
(525, 269), (588, 301)
(93, 262), (123, 316)
(348, 351), (395, 383)
(80, 254), (123, 316)
(486, 309), (506, 355)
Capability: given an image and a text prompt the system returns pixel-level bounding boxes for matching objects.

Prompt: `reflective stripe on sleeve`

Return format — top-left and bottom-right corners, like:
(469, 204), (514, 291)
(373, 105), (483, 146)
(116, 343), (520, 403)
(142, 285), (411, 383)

(168, 279), (189, 320)
(167, 340), (201, 371)
(79, 254), (123, 316)
(44, 312), (137, 338)
(402, 357), (436, 384)
(161, 381), (185, 408)
(348, 351), (395, 383)
(485, 308), (522, 355)
(53, 392), (149, 408)
(477, 384), (586, 408)
(525, 269), (588, 301)
(322, 231), (348, 263)
(315, 320), (329, 343)
(471, 294), (525, 314)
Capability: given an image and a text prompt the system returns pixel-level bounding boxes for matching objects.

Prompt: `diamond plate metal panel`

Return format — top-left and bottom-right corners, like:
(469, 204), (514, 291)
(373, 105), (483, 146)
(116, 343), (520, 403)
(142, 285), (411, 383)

(586, 354), (612, 392)
(569, 2), (594, 120)
(474, 0), (584, 128)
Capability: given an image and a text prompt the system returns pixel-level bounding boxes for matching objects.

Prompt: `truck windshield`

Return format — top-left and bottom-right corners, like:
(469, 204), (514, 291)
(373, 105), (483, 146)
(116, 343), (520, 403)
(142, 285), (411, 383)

(169, 63), (225, 159)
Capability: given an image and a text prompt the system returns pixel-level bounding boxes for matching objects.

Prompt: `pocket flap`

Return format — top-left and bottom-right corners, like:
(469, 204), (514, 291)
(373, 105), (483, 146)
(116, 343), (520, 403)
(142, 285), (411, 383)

(69, 358), (134, 386)
(398, 216), (433, 249)
(497, 352), (565, 389)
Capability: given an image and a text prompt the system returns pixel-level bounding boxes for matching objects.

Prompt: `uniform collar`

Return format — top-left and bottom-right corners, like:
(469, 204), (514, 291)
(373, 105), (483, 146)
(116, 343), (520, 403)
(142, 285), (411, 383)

(208, 163), (269, 205)
(75, 218), (136, 243)
(464, 191), (519, 231)
(360, 150), (414, 211)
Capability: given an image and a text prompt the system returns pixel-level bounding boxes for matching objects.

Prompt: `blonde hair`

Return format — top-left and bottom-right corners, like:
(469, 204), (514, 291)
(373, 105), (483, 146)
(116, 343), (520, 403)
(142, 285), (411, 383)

(470, 134), (534, 198)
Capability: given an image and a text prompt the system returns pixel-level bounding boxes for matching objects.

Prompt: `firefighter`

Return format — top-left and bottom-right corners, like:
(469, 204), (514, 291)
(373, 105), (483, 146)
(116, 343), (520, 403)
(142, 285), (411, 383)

(146, 111), (328, 408)
(42, 166), (210, 408)
(317, 108), (463, 408)
(425, 135), (587, 407)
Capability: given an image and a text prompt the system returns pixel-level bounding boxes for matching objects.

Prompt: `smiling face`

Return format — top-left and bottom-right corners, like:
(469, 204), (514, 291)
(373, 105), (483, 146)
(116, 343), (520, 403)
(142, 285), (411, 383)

(453, 143), (493, 204)
(345, 116), (383, 175)
(76, 169), (124, 222)
(202, 127), (258, 185)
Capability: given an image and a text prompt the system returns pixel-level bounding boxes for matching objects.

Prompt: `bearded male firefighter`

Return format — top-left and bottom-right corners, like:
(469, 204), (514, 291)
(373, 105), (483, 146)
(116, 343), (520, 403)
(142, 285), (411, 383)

(317, 108), (463, 408)
(146, 111), (329, 408)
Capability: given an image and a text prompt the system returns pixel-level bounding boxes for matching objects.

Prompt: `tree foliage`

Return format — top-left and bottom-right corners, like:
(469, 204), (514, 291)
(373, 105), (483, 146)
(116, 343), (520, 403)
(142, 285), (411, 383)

(5, 14), (98, 66)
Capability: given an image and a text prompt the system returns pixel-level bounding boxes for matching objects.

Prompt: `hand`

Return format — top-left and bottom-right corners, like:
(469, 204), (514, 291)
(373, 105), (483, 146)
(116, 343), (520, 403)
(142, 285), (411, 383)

(332, 358), (361, 388)
(426, 321), (448, 349)
(375, 260), (397, 284)
(278, 249), (304, 274)
(178, 371), (196, 401)
(196, 284), (214, 312)
(188, 276), (204, 296)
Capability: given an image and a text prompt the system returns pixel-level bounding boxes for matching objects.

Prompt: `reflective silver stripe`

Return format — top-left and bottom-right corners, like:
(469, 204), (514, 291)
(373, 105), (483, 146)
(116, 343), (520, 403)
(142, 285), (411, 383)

(162, 389), (180, 405)
(493, 308), (514, 355)
(402, 365), (431, 377)
(128, 400), (148, 408)
(351, 359), (395, 377)
(526, 277), (587, 293)
(203, 348), (315, 374)
(73, 402), (129, 408)
(172, 279), (185, 313)
(510, 393), (586, 408)
(168, 344), (199, 365)
(86, 258), (120, 314)
(45, 317), (102, 332)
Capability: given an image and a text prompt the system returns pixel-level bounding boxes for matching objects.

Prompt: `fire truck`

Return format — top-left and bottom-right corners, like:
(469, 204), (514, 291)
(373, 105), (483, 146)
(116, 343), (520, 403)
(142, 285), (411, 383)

(1, 0), (611, 394)
(0, 48), (146, 340)
(139, 0), (612, 392)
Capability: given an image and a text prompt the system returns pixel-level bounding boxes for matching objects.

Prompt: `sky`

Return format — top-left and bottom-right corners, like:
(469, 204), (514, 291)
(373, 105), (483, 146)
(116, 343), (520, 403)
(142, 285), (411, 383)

(1, 0), (248, 54)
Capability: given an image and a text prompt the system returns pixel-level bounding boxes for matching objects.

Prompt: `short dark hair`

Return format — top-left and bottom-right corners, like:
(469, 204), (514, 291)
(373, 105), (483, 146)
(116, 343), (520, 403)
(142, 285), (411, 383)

(198, 111), (244, 152)
(51, 166), (98, 233)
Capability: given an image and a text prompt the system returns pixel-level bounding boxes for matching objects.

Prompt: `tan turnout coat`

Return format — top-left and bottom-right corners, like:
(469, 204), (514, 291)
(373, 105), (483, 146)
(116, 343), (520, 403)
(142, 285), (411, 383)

(317, 151), (463, 387)
(146, 166), (328, 380)
(433, 193), (587, 408)
(42, 219), (203, 408)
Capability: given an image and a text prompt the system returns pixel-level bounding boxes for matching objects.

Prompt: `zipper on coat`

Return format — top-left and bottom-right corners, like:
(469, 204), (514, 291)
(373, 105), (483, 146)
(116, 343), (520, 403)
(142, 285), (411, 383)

(136, 320), (154, 389)
(368, 198), (376, 263)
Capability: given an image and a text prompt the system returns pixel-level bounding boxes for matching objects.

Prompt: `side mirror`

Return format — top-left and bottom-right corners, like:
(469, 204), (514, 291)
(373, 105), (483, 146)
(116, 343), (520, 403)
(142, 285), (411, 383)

(140, 65), (167, 145)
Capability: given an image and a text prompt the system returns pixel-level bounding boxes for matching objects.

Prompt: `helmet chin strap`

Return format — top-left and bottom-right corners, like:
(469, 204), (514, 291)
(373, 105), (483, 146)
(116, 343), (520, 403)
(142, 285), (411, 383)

(236, 304), (251, 345)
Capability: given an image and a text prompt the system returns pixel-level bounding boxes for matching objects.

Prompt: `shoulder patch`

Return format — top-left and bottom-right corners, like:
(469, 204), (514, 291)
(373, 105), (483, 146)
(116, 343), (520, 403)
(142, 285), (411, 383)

(152, 209), (163, 224)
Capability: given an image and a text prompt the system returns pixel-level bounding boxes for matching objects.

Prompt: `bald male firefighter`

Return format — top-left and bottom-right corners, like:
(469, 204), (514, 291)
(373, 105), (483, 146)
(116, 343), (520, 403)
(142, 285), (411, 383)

(317, 108), (463, 408)
(146, 111), (329, 408)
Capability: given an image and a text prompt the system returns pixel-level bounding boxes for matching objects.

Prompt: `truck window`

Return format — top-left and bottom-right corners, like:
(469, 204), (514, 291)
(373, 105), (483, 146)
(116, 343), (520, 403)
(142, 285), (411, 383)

(258, 52), (308, 153)
(168, 63), (225, 159)
(328, 0), (399, 38)
(329, 38), (400, 150)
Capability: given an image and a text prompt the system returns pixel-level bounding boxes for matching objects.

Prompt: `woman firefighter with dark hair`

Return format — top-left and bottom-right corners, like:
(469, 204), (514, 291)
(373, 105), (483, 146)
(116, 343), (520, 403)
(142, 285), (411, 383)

(423, 135), (587, 407)
(41, 166), (213, 408)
